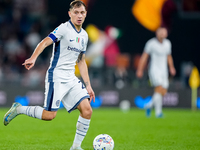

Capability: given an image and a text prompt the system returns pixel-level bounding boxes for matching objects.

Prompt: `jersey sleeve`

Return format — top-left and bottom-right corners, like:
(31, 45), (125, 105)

(48, 23), (65, 43)
(167, 40), (172, 55)
(81, 34), (88, 54)
(144, 40), (152, 54)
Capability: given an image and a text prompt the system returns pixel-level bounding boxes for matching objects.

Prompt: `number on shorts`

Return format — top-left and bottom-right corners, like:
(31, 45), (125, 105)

(78, 80), (86, 89)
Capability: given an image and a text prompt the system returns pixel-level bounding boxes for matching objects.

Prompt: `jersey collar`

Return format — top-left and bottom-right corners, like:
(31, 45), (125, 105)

(69, 20), (82, 34)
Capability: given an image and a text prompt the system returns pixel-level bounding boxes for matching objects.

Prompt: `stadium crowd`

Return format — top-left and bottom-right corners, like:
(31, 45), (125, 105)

(0, 0), (51, 86)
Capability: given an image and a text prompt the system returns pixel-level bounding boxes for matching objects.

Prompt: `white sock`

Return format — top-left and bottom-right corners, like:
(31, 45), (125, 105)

(153, 92), (163, 116)
(17, 106), (44, 120)
(72, 116), (90, 148)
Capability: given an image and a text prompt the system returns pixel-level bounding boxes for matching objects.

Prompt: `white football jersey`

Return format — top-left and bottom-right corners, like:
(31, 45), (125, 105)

(46, 20), (88, 82)
(144, 37), (171, 76)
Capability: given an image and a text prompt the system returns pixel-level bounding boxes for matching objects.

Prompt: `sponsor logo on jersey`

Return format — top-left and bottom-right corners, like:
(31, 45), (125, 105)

(70, 39), (74, 42)
(67, 46), (81, 53)
(61, 82), (67, 84)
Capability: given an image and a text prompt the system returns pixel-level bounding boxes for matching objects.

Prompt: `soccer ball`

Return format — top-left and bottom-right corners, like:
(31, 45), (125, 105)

(93, 134), (114, 150)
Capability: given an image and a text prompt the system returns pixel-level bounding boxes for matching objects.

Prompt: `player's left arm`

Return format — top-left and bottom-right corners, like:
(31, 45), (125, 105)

(77, 53), (95, 103)
(167, 55), (176, 76)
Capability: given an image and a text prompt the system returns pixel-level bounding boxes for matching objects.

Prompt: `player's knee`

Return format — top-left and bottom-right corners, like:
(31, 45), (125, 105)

(82, 107), (92, 119)
(155, 86), (165, 94)
(162, 89), (167, 96)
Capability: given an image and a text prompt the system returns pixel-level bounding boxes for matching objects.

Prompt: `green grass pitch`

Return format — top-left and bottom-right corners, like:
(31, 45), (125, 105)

(0, 108), (200, 150)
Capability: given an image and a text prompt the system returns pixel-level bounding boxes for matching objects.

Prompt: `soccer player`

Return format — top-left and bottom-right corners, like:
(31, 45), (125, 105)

(136, 27), (176, 117)
(3, 1), (95, 150)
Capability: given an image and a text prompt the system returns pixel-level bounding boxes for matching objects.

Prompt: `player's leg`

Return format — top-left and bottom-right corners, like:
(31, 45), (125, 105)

(3, 102), (57, 126)
(3, 82), (60, 126)
(153, 86), (164, 117)
(77, 98), (92, 119)
(144, 72), (159, 117)
(63, 79), (91, 150)
(70, 99), (92, 150)
(153, 75), (168, 117)
(17, 105), (57, 120)
(146, 72), (167, 117)
(18, 105), (58, 120)
(144, 90), (163, 117)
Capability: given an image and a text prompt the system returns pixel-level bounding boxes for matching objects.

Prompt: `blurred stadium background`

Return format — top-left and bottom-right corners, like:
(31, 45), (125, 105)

(0, 0), (200, 109)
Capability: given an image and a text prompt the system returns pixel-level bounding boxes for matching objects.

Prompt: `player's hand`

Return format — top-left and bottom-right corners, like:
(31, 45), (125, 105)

(170, 67), (176, 76)
(22, 58), (36, 70)
(86, 86), (95, 103)
(136, 70), (143, 78)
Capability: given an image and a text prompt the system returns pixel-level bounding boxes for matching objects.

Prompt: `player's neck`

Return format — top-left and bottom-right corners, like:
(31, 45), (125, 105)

(157, 37), (163, 43)
(70, 20), (82, 32)
(74, 24), (82, 32)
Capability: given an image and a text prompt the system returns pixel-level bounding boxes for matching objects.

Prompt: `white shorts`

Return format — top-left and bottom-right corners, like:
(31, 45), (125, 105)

(44, 78), (90, 113)
(149, 71), (169, 89)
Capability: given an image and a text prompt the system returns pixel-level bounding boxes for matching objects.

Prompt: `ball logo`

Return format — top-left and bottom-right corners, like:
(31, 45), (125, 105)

(96, 137), (112, 144)
(97, 137), (107, 143)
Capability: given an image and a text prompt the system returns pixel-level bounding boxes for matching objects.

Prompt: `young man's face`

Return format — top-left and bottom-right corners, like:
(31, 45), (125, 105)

(156, 28), (168, 39)
(69, 5), (87, 27)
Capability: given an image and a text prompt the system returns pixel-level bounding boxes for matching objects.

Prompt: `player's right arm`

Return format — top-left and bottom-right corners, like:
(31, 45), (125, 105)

(136, 52), (149, 78)
(22, 37), (53, 70)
